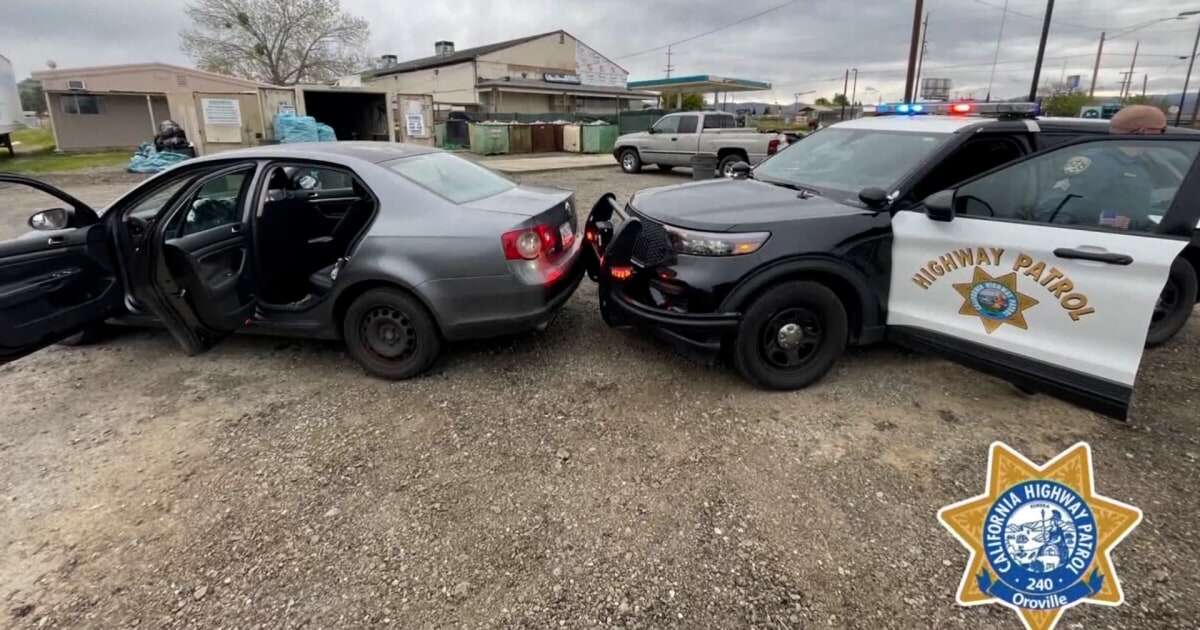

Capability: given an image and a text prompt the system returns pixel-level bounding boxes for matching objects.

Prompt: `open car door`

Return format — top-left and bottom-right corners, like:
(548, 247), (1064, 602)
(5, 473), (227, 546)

(133, 163), (260, 354)
(0, 174), (125, 364)
(887, 135), (1200, 420)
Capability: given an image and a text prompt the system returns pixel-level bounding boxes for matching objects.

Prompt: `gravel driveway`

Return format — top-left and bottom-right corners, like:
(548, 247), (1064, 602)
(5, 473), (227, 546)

(1, 164), (1198, 629)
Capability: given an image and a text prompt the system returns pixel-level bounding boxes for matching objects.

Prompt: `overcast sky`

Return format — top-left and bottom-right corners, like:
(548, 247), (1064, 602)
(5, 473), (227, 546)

(5, 0), (1200, 105)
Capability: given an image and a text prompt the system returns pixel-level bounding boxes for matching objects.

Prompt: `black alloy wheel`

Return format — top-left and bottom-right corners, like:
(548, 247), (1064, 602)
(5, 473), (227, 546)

(732, 281), (848, 390)
(761, 307), (823, 369)
(1146, 257), (1197, 347)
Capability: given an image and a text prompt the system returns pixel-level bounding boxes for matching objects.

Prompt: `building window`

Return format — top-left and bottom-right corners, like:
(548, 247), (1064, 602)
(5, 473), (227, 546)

(62, 94), (102, 115)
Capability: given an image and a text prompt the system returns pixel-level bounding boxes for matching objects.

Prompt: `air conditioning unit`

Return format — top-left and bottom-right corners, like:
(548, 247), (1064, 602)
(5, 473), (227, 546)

(66, 79), (86, 90)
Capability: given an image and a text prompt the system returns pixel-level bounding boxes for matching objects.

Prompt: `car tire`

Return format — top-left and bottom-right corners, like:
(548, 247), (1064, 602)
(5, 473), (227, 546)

(1146, 257), (1197, 347)
(718, 154), (748, 178)
(619, 148), (642, 174)
(657, 164), (675, 172)
(58, 323), (110, 347)
(731, 281), (848, 390)
(343, 288), (441, 380)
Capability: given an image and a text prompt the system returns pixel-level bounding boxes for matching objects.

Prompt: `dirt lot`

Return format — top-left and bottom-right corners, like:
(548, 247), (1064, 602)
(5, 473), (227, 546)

(2, 163), (1199, 629)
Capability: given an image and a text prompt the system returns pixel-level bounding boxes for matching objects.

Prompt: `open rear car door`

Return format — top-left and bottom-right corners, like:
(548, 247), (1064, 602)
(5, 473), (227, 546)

(132, 163), (261, 354)
(0, 174), (125, 364)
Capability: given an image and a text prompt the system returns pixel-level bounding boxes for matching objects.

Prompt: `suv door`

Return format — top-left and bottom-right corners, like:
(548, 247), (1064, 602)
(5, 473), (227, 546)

(0, 175), (125, 364)
(134, 163), (261, 354)
(887, 136), (1200, 419)
(643, 115), (680, 165)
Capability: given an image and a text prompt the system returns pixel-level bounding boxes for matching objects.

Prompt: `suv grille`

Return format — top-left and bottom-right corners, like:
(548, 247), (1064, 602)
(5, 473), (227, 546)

(632, 220), (672, 267)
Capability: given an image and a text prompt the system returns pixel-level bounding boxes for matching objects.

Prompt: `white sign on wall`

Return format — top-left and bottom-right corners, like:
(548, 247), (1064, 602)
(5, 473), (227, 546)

(405, 98), (427, 138)
(200, 98), (243, 144)
(576, 42), (627, 88)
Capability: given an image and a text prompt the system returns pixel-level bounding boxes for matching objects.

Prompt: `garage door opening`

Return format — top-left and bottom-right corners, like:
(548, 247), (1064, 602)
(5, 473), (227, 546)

(301, 90), (390, 142)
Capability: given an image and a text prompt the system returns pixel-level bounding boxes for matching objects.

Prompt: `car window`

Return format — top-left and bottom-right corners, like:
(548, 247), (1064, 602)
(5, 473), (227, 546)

(677, 115), (698, 134)
(178, 171), (251, 236)
(652, 116), (680, 134)
(126, 178), (193, 221)
(0, 182), (74, 241)
(755, 127), (951, 197)
(703, 115), (734, 129)
(385, 152), (514, 204)
(286, 166), (355, 191)
(955, 139), (1200, 234)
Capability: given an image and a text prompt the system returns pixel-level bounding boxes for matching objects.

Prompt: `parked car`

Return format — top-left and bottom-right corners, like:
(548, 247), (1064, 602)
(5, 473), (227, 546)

(0, 143), (584, 378)
(583, 102), (1200, 421)
(613, 111), (785, 176)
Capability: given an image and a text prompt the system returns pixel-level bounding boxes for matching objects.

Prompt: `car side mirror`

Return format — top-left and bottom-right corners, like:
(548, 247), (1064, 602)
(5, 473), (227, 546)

(647, 127), (658, 134)
(858, 187), (889, 209)
(923, 190), (956, 222)
(28, 207), (74, 231)
(729, 161), (752, 179)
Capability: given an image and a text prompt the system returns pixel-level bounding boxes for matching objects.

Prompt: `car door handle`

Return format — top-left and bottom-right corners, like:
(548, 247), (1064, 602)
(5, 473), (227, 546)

(47, 235), (66, 246)
(1053, 248), (1133, 265)
(670, 137), (678, 141)
(230, 224), (243, 234)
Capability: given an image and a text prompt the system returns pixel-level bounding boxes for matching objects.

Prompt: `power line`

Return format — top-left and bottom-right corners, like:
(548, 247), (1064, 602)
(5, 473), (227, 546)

(971, 0), (1106, 31)
(613, 0), (801, 60)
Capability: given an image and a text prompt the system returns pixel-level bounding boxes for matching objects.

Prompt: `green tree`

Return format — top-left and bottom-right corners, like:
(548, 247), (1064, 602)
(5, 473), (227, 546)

(814, 97), (831, 106)
(181, 0), (369, 85)
(679, 93), (706, 111)
(1041, 92), (1091, 117)
(831, 93), (849, 106)
(18, 78), (44, 113)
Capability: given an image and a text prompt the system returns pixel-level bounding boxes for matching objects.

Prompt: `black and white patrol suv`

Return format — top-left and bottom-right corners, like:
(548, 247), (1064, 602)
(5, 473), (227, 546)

(584, 102), (1200, 420)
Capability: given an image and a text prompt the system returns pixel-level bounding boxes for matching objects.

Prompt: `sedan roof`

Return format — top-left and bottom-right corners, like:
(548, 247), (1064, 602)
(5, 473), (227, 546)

(189, 141), (440, 166)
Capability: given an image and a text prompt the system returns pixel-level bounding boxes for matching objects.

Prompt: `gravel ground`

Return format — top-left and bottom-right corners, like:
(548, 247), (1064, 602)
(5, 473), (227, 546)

(2, 163), (1199, 629)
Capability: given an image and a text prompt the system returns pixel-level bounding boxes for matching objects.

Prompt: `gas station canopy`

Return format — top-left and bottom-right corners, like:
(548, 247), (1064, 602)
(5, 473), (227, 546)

(626, 75), (771, 108)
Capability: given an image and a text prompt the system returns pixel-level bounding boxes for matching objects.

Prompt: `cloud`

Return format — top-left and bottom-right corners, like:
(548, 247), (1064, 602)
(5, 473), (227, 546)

(4, 0), (1200, 104)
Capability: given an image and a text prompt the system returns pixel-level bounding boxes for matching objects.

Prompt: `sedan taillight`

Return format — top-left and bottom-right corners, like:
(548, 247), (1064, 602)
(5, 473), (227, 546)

(502, 225), (559, 260)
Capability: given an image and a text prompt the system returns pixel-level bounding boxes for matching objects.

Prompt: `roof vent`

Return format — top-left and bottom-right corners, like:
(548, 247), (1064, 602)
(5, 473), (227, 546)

(435, 41), (455, 57)
(66, 79), (86, 90)
(380, 54), (398, 67)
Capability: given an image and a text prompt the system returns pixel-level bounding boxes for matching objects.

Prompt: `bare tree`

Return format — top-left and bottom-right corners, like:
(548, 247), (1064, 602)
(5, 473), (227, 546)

(181, 0), (369, 85)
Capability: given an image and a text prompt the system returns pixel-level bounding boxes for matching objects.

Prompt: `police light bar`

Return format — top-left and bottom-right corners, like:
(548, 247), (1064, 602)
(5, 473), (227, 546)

(875, 101), (1040, 117)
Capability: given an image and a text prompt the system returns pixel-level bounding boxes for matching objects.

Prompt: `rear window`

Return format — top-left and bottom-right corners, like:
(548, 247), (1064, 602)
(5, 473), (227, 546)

(385, 152), (514, 204)
(703, 114), (734, 129)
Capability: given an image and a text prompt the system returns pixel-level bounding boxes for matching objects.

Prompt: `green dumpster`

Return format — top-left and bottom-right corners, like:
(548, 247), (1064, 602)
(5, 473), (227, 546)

(508, 124), (532, 154)
(581, 123), (618, 154)
(469, 123), (510, 155)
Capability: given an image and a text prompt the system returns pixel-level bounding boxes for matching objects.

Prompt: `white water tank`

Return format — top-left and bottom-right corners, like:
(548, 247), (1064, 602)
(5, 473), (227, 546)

(0, 54), (24, 135)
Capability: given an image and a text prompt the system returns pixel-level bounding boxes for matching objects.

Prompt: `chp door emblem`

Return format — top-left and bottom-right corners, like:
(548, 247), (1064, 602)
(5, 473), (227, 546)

(954, 267), (1039, 333)
(939, 443), (1142, 630)
(1063, 155), (1091, 175)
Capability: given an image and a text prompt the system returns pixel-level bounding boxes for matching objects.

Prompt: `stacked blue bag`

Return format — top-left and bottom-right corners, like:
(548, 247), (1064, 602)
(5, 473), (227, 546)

(274, 112), (337, 143)
(127, 143), (190, 173)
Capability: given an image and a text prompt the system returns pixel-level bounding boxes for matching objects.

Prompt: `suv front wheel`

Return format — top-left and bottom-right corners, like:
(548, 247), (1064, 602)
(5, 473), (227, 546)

(619, 148), (642, 174)
(1146, 257), (1197, 347)
(731, 281), (848, 390)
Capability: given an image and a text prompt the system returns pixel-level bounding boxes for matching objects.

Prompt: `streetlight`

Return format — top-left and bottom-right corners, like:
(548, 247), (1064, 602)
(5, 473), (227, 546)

(1177, 10), (1200, 126)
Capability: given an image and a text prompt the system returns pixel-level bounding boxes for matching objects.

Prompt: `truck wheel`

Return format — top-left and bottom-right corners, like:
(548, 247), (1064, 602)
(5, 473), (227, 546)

(719, 153), (748, 177)
(1146, 257), (1197, 347)
(344, 288), (441, 380)
(619, 148), (642, 174)
(731, 281), (848, 390)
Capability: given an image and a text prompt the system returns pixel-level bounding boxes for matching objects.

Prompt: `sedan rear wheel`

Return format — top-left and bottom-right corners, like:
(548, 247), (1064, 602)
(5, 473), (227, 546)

(344, 288), (441, 379)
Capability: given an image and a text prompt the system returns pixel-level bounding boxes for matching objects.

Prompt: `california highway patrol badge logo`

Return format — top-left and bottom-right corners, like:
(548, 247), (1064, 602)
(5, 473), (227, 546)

(1063, 155), (1091, 175)
(939, 443), (1142, 630)
(954, 267), (1039, 333)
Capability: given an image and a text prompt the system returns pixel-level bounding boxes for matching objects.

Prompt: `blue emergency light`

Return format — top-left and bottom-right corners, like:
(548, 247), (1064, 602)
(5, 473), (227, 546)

(874, 101), (1039, 118)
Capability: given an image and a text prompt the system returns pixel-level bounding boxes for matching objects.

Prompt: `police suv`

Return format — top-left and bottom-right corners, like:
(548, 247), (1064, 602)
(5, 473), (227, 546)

(584, 101), (1200, 420)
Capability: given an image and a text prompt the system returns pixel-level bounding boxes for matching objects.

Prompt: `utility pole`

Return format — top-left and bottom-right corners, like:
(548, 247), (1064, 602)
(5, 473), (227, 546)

(1028, 0), (1056, 102)
(1177, 19), (1200, 125)
(849, 68), (859, 119)
(904, 0), (925, 103)
(1088, 31), (1105, 98)
(914, 12), (930, 100)
(840, 68), (849, 120)
(664, 46), (674, 79)
(1124, 40), (1140, 101)
(1118, 71), (1133, 100)
(1142, 73), (1148, 97)
(986, 0), (1009, 102)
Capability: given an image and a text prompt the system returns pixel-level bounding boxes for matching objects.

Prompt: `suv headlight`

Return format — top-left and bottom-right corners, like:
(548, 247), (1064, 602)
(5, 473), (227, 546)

(662, 224), (770, 256)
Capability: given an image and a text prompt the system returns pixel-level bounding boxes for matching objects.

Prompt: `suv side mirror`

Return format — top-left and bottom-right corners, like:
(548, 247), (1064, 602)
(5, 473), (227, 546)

(28, 207), (74, 231)
(923, 190), (956, 222)
(858, 187), (889, 209)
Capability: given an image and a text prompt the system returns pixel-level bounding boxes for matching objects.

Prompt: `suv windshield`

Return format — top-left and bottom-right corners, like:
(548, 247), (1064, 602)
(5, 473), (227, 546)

(386, 152), (514, 204)
(755, 127), (951, 196)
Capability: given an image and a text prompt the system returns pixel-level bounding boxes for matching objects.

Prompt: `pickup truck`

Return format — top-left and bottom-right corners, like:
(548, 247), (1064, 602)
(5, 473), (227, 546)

(613, 111), (784, 176)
